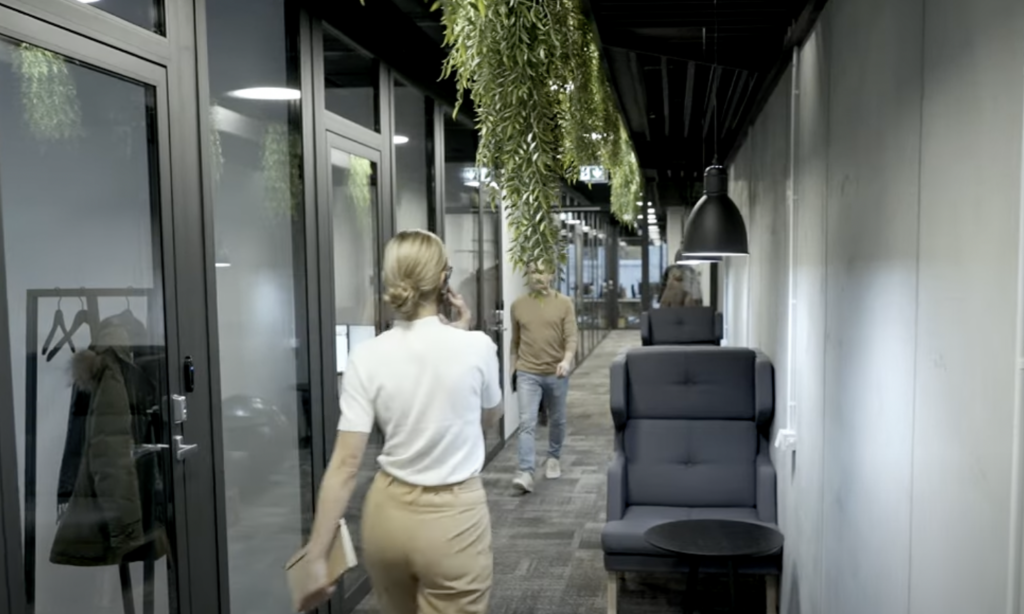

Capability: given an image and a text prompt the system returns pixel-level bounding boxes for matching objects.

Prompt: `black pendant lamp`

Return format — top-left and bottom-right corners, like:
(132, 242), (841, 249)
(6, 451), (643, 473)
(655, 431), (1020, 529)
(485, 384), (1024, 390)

(682, 164), (748, 257)
(682, 0), (748, 258)
(674, 245), (722, 265)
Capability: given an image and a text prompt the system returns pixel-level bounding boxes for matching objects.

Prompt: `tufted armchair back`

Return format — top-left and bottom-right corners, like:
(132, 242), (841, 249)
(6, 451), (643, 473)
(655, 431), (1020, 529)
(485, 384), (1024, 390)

(641, 307), (723, 346)
(610, 346), (774, 514)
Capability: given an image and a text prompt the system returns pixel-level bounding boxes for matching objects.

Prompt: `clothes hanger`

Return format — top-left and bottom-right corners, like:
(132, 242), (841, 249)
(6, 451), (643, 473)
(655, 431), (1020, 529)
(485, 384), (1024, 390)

(41, 292), (74, 355)
(46, 294), (91, 363)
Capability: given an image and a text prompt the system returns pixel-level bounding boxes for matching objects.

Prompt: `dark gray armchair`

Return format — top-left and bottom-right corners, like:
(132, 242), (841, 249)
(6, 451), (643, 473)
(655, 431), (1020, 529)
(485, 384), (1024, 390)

(640, 307), (723, 346)
(602, 346), (779, 613)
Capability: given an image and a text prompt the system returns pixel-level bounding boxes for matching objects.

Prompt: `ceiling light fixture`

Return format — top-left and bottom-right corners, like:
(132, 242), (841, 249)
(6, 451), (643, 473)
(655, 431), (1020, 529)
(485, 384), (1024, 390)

(393, 135), (410, 145)
(228, 87), (302, 101)
(76, 0), (101, 3)
(674, 247), (723, 265)
(683, 165), (749, 256)
(682, 0), (748, 257)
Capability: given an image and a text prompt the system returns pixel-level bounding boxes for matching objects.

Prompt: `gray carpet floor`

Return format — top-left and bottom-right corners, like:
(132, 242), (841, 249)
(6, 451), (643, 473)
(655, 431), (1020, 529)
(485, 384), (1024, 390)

(355, 330), (769, 614)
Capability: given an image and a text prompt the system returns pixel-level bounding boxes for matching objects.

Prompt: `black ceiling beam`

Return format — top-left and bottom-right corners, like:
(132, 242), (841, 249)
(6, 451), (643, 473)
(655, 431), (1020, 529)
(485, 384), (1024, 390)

(661, 56), (670, 136)
(633, 137), (697, 170)
(683, 61), (695, 137)
(720, 71), (749, 132)
(702, 66), (721, 139)
(628, 52), (651, 140)
(600, 30), (764, 72)
(305, 0), (464, 113)
(725, 0), (830, 164)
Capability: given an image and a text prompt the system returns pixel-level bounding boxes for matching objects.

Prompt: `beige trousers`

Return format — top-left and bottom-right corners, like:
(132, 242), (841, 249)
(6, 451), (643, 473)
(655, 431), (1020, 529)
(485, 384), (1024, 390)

(362, 471), (493, 614)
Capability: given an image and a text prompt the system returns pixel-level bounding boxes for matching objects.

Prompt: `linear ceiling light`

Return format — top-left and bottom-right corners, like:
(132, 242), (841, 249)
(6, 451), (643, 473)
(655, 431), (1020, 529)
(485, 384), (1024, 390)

(228, 87), (301, 101)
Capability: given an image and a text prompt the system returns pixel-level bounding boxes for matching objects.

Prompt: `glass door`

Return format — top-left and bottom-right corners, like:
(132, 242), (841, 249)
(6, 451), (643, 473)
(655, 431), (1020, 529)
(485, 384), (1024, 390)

(478, 184), (504, 454)
(0, 9), (192, 614)
(323, 131), (383, 609)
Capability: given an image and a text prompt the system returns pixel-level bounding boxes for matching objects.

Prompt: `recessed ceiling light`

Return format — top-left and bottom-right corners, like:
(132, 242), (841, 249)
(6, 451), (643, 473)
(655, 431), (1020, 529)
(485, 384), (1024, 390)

(228, 87), (301, 101)
(76, 0), (101, 3)
(647, 207), (655, 213)
(393, 135), (410, 145)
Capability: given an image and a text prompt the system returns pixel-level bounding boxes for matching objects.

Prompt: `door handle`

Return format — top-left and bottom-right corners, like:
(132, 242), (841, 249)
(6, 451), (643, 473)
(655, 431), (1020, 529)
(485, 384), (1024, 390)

(134, 436), (199, 462)
(173, 435), (198, 461)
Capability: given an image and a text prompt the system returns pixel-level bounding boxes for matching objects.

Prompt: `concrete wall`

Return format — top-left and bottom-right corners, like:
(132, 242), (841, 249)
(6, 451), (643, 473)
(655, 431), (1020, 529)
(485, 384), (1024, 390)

(723, 0), (1024, 612)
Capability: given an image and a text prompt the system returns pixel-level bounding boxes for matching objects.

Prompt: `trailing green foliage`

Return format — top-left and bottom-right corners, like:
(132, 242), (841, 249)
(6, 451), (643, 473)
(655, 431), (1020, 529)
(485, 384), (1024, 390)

(12, 44), (81, 142)
(348, 155), (374, 230)
(435, 0), (641, 272)
(261, 123), (303, 219)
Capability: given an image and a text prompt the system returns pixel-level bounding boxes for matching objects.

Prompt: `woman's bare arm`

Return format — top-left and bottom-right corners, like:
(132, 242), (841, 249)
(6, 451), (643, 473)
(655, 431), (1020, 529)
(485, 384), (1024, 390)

(306, 430), (370, 560)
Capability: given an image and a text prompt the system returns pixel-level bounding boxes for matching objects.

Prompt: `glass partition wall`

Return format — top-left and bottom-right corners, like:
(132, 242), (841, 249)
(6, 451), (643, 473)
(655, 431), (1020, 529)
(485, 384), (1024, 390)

(0, 5), (504, 614)
(442, 112), (504, 460)
(558, 193), (611, 365)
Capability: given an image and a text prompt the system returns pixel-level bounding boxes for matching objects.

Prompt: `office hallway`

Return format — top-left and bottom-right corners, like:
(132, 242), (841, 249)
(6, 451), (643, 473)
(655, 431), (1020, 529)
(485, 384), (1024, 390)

(355, 331), (766, 614)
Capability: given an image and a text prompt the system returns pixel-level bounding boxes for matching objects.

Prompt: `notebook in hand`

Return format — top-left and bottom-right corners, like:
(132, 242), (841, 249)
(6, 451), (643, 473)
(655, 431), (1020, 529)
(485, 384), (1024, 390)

(285, 519), (357, 612)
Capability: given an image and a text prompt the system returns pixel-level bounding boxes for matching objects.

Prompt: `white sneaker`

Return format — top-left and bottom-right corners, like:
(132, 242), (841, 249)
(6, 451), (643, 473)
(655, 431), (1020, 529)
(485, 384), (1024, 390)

(512, 471), (535, 493)
(545, 458), (562, 479)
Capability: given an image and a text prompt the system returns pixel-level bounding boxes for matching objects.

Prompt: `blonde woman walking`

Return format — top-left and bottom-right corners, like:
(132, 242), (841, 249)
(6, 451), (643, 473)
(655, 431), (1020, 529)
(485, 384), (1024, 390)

(297, 230), (502, 614)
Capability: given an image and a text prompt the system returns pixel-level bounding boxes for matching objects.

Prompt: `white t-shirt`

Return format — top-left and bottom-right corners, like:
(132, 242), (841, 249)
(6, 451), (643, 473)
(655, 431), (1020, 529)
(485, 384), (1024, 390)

(337, 316), (503, 486)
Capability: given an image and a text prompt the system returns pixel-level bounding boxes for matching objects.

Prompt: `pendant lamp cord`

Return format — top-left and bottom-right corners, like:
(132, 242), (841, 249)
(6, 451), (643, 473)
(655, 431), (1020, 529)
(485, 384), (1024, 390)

(714, 0), (719, 164)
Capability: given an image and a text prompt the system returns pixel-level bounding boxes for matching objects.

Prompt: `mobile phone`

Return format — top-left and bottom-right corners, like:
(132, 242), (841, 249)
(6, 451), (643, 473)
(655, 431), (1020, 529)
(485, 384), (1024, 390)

(442, 267), (452, 297)
(441, 267), (454, 319)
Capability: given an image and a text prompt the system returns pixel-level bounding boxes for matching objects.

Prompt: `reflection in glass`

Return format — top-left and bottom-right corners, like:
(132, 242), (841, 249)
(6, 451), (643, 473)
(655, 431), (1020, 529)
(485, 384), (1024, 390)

(79, 0), (165, 34)
(328, 146), (381, 597)
(204, 0), (313, 612)
(323, 28), (379, 132)
(479, 184), (504, 451)
(394, 80), (432, 232)
(443, 113), (504, 454)
(444, 113), (481, 329)
(0, 37), (173, 614)
(330, 149), (378, 334)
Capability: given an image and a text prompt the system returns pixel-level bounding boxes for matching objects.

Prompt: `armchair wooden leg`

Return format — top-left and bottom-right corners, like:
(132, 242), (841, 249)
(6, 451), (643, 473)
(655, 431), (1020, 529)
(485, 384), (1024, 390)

(765, 574), (779, 614)
(607, 572), (619, 614)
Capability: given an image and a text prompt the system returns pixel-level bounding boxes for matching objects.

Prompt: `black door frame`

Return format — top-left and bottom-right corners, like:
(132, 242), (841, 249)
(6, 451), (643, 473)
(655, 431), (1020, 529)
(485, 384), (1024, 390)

(0, 1), (221, 613)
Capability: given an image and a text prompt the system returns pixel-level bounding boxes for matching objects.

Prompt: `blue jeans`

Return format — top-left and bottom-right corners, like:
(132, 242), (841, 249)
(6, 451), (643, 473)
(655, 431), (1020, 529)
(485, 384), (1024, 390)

(516, 371), (568, 474)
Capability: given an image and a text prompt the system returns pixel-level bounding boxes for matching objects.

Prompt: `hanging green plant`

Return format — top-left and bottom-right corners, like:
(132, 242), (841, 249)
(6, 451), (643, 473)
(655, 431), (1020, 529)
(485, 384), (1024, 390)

(347, 155), (374, 231)
(12, 43), (82, 142)
(261, 122), (303, 219)
(435, 0), (641, 272)
(208, 102), (225, 189)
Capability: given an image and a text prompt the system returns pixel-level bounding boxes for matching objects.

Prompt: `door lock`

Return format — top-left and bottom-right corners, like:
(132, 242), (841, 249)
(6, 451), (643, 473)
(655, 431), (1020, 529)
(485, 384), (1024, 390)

(172, 394), (187, 424)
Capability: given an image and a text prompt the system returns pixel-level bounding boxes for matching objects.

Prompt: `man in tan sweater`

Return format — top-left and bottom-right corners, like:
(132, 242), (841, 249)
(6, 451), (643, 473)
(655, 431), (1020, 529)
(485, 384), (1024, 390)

(510, 263), (578, 493)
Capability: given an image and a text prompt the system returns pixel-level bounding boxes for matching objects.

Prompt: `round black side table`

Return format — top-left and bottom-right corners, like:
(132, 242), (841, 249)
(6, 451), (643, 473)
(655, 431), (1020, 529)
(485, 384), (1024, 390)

(644, 519), (783, 613)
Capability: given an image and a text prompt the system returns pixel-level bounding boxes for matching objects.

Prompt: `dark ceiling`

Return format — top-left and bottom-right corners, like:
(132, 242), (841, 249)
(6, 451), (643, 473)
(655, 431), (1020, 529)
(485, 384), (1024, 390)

(310, 0), (826, 221)
(585, 0), (827, 209)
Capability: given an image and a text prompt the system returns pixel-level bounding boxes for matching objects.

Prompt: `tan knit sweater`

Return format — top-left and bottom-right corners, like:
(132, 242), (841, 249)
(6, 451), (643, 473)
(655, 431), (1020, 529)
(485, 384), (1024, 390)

(510, 292), (578, 375)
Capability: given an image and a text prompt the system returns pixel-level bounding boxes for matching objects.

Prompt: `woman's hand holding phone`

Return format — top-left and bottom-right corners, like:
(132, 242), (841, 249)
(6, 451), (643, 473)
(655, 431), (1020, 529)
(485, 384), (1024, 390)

(446, 288), (472, 330)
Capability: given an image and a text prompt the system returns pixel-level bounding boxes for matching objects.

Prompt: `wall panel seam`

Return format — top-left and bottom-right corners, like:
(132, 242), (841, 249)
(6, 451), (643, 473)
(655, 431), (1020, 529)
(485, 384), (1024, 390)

(906, 1), (928, 611)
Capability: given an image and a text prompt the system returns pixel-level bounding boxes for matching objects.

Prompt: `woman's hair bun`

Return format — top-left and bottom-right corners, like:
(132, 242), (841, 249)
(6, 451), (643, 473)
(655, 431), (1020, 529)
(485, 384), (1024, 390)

(384, 281), (417, 315)
(382, 230), (448, 320)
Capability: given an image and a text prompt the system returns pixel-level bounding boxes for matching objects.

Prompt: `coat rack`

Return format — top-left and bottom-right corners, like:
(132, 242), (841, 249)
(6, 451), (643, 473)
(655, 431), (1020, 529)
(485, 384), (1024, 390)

(23, 287), (165, 614)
